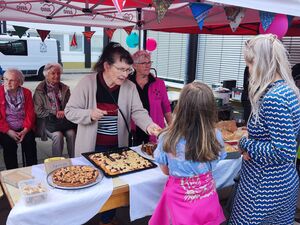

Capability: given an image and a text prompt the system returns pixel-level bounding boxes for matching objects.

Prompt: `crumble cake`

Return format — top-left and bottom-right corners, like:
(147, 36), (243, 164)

(52, 165), (99, 187)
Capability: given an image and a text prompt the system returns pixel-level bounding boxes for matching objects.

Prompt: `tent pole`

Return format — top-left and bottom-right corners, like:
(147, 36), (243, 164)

(84, 26), (91, 68)
(185, 34), (198, 84)
(0, 21), (7, 34)
(137, 8), (142, 50)
(103, 28), (109, 47)
(143, 30), (147, 50)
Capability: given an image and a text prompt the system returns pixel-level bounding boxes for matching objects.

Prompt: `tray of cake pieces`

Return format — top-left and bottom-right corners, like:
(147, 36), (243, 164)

(216, 120), (248, 159)
(82, 147), (157, 178)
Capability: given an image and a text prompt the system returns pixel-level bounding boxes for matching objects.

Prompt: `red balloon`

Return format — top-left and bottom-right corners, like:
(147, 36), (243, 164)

(146, 38), (157, 52)
(259, 14), (288, 39)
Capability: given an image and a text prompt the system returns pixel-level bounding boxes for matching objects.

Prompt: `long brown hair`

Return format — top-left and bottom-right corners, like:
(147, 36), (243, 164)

(162, 82), (221, 162)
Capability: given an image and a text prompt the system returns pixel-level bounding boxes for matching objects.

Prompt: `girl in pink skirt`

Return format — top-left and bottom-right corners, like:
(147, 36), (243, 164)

(149, 82), (226, 225)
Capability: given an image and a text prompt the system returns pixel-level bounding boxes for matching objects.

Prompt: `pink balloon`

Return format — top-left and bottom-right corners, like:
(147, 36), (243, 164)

(146, 38), (157, 52)
(259, 14), (288, 39)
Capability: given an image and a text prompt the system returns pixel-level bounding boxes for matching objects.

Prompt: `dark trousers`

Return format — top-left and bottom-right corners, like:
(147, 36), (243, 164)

(0, 130), (37, 169)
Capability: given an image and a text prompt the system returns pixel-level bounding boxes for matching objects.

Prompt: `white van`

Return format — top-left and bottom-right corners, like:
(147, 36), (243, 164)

(0, 35), (61, 80)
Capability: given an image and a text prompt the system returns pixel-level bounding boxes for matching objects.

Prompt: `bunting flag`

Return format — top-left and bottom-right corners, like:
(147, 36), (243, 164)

(189, 3), (212, 30)
(104, 28), (116, 40)
(123, 26), (134, 35)
(112, 0), (126, 13)
(37, 29), (50, 42)
(287, 15), (294, 27)
(70, 33), (77, 47)
(152, 0), (173, 23)
(259, 11), (275, 31)
(13, 25), (29, 38)
(82, 31), (95, 41)
(224, 7), (245, 32)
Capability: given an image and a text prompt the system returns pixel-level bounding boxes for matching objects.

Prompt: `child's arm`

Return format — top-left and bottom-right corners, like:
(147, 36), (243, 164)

(159, 165), (169, 175)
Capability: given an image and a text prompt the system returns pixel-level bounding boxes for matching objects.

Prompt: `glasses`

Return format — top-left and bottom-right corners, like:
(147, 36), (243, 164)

(3, 78), (18, 83)
(112, 64), (134, 74)
(137, 61), (153, 65)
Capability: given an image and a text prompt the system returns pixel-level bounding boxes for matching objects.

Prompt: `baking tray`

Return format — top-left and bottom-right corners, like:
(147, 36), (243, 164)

(225, 151), (241, 159)
(82, 147), (157, 178)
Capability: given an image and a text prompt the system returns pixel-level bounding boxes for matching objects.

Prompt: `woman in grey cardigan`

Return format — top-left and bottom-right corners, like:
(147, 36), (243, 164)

(34, 63), (76, 158)
(65, 42), (160, 225)
(65, 42), (160, 157)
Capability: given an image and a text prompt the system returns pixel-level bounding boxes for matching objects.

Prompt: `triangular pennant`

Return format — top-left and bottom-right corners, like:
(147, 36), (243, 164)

(152, 0), (173, 23)
(13, 25), (29, 38)
(70, 33), (77, 47)
(123, 26), (134, 35)
(37, 29), (50, 42)
(112, 0), (126, 13)
(82, 31), (95, 41)
(104, 28), (116, 40)
(287, 15), (294, 27)
(224, 7), (245, 32)
(189, 3), (212, 30)
(259, 11), (275, 31)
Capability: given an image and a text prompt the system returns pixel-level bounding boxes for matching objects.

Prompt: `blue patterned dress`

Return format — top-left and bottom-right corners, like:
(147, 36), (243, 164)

(229, 80), (300, 225)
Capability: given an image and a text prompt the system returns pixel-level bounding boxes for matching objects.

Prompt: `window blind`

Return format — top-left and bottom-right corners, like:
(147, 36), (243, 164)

(148, 31), (188, 82)
(196, 34), (253, 87)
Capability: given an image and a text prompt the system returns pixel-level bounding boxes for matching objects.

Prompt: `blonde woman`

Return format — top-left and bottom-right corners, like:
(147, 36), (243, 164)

(229, 34), (300, 224)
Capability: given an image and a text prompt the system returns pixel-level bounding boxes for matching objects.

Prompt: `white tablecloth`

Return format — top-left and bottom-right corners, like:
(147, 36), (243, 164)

(7, 157), (114, 225)
(122, 147), (242, 221)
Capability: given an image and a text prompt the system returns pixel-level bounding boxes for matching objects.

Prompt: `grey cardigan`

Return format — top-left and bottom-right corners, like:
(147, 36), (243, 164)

(33, 80), (71, 141)
(65, 73), (153, 157)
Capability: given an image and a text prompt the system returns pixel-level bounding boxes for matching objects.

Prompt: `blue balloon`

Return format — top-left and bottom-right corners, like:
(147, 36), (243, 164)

(126, 32), (139, 48)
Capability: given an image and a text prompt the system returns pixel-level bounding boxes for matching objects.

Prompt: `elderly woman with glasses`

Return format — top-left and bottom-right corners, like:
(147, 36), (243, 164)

(130, 50), (172, 145)
(0, 69), (37, 169)
(33, 63), (76, 158)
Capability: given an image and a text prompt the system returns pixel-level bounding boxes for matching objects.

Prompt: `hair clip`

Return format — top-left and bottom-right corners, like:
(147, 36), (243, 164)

(112, 43), (121, 48)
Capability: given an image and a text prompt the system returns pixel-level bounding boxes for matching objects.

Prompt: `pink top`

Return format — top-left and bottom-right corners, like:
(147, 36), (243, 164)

(132, 76), (171, 143)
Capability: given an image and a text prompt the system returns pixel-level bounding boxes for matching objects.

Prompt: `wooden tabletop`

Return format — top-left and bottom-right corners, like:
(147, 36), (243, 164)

(0, 167), (130, 212)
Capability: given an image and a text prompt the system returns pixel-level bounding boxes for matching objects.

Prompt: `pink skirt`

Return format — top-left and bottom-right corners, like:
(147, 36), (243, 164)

(149, 172), (225, 225)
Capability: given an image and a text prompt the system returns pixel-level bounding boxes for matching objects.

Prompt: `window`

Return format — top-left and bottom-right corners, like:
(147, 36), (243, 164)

(195, 35), (300, 88)
(91, 35), (102, 53)
(69, 34), (83, 52)
(282, 36), (300, 66)
(0, 39), (28, 56)
(196, 35), (253, 87)
(148, 31), (188, 82)
(51, 34), (64, 51)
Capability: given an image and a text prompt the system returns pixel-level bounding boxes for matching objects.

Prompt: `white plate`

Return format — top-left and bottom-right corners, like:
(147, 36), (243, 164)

(47, 168), (103, 190)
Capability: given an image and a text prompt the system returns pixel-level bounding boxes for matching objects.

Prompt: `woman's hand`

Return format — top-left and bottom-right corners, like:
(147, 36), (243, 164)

(241, 151), (251, 160)
(7, 129), (20, 143)
(90, 108), (107, 121)
(56, 110), (65, 119)
(17, 128), (28, 143)
(146, 123), (162, 136)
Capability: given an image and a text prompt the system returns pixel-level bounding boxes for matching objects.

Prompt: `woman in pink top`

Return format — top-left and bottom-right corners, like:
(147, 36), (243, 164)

(130, 50), (172, 145)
